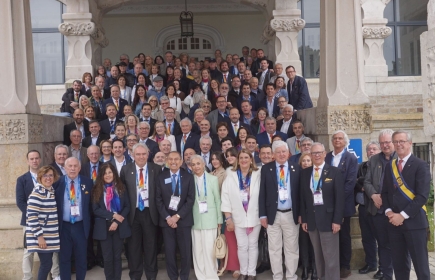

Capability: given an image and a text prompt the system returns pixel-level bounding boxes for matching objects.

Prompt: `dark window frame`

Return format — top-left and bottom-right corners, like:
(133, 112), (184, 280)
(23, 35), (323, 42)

(298, 1), (320, 79)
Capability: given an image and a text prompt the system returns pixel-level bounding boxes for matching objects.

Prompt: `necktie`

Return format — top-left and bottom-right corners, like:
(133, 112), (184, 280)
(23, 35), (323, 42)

(295, 139), (301, 154)
(167, 123), (172, 135)
(115, 99), (119, 110)
(234, 123), (238, 134)
(171, 174), (177, 194)
(74, 92), (79, 102)
(92, 166), (97, 183)
(240, 74), (244, 80)
(70, 180), (76, 224)
(181, 134), (186, 155)
(223, 74), (227, 83)
(110, 120), (114, 126)
(183, 134), (187, 143)
(398, 159), (404, 173)
(269, 133), (274, 143)
(203, 154), (208, 164)
(314, 167), (320, 190)
(138, 168), (145, 211)
(279, 165), (286, 203)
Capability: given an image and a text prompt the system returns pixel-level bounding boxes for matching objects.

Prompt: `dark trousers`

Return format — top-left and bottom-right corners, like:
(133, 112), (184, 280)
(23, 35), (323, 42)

(388, 224), (430, 280)
(299, 226), (315, 268)
(128, 208), (158, 280)
(358, 205), (377, 268)
(339, 216), (352, 269)
(369, 212), (393, 279)
(37, 252), (53, 280)
(87, 216), (103, 264)
(60, 221), (87, 280)
(162, 226), (192, 280)
(100, 227), (124, 280)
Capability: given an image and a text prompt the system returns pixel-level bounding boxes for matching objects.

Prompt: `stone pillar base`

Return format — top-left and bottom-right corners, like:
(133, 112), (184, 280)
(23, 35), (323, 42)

(0, 114), (70, 279)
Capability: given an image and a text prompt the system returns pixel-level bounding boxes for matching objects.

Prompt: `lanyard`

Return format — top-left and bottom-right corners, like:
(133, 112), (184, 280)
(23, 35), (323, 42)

(30, 173), (37, 184)
(171, 173), (181, 197)
(275, 165), (290, 189)
(136, 166), (148, 189)
(311, 172), (323, 191)
(195, 173), (207, 200)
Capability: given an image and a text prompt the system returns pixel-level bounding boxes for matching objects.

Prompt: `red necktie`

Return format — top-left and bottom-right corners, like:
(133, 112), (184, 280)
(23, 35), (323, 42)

(398, 159), (404, 173)
(269, 133), (274, 143)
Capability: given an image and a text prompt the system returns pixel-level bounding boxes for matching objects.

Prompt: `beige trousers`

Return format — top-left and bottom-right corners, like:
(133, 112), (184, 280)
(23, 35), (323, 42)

(191, 228), (219, 280)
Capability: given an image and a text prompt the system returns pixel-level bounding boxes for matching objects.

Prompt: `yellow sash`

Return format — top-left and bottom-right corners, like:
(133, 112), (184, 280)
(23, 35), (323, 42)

(391, 159), (427, 214)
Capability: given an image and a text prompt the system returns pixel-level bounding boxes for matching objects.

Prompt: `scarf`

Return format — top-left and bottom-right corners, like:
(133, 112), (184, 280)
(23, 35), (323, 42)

(238, 169), (253, 235)
(259, 121), (266, 133)
(105, 183), (121, 213)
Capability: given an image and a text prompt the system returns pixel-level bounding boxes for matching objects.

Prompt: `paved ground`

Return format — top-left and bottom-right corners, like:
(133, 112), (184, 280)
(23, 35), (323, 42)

(77, 252), (435, 279)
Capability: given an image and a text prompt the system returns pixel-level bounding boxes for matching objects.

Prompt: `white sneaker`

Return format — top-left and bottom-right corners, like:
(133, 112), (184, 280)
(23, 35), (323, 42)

(53, 277), (61, 280)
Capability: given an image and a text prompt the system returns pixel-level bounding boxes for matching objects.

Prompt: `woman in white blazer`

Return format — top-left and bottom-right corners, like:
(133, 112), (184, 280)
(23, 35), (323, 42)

(221, 148), (261, 280)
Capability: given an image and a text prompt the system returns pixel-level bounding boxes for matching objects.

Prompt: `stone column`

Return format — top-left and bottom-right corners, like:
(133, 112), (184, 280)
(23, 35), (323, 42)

(361, 0), (392, 77)
(270, 0), (304, 71)
(0, 1), (71, 278)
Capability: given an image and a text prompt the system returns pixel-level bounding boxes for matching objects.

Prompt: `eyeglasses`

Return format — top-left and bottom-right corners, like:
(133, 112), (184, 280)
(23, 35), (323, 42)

(127, 139), (138, 142)
(102, 146), (112, 149)
(311, 151), (324, 156)
(392, 140), (408, 145)
(202, 105), (211, 108)
(42, 174), (54, 178)
(149, 100), (157, 102)
(380, 141), (392, 146)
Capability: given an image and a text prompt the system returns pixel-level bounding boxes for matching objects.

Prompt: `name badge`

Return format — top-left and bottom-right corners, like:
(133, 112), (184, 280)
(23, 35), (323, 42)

(279, 188), (289, 201)
(71, 205), (80, 216)
(110, 134), (116, 140)
(199, 201), (208, 214)
(313, 191), (324, 205)
(240, 190), (248, 203)
(169, 195), (180, 211)
(140, 189), (148, 200)
(165, 178), (172, 184)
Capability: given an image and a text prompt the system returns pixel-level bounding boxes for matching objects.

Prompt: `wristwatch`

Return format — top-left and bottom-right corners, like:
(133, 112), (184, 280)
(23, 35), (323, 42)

(176, 214), (181, 219)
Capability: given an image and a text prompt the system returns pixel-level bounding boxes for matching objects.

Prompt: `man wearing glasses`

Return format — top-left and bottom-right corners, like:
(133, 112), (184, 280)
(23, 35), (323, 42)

(300, 142), (344, 280)
(285, 66), (313, 111)
(155, 96), (181, 122)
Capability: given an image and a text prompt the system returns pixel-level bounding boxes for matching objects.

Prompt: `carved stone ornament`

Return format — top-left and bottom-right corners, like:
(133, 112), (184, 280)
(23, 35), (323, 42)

(28, 119), (43, 143)
(350, 110), (371, 132)
(91, 27), (109, 48)
(260, 19), (276, 44)
(58, 22), (96, 36)
(329, 110), (349, 131)
(0, 119), (26, 141)
(362, 26), (392, 39)
(316, 110), (328, 135)
(270, 18), (306, 32)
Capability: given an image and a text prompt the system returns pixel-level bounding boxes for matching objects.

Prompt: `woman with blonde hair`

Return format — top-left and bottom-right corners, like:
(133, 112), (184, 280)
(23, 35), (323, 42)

(221, 149), (261, 280)
(79, 95), (91, 111)
(125, 114), (140, 135)
(149, 121), (176, 150)
(147, 95), (161, 119)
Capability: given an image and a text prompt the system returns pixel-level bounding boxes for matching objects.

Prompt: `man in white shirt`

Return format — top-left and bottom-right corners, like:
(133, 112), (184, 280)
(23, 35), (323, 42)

(199, 136), (213, 171)
(82, 120), (109, 148)
(286, 121), (306, 156)
(110, 139), (131, 175)
(256, 59), (275, 92)
(277, 104), (295, 138)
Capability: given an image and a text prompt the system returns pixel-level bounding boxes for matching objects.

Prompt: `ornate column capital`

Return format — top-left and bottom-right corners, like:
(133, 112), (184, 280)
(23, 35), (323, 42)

(362, 26), (392, 39)
(58, 22), (95, 36)
(270, 18), (306, 32)
(91, 25), (109, 48)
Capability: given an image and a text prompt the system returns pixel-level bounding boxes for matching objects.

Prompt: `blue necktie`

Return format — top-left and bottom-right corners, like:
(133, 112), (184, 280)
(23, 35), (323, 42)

(171, 174), (177, 194)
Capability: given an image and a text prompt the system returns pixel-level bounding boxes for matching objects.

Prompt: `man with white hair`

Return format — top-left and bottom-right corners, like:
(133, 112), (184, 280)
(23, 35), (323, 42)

(325, 130), (358, 279)
(147, 76), (166, 101)
(53, 157), (94, 280)
(277, 104), (296, 138)
(175, 118), (200, 156)
(259, 140), (301, 280)
(94, 76), (111, 99)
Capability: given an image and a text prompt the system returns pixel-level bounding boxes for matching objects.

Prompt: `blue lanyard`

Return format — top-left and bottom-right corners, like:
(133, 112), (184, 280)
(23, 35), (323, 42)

(237, 169), (251, 191)
(66, 176), (81, 201)
(275, 165), (290, 189)
(172, 173), (181, 196)
(136, 166), (148, 189)
(30, 173), (37, 184)
(311, 172), (322, 191)
(195, 173), (207, 198)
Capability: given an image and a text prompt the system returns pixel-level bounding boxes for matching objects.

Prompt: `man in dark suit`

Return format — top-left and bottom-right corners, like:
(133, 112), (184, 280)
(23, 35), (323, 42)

(61, 80), (88, 115)
(381, 130), (431, 280)
(259, 83), (280, 118)
(50, 144), (69, 177)
(82, 120), (109, 148)
(277, 104), (296, 139)
(121, 143), (162, 280)
(259, 140), (301, 280)
(92, 76), (111, 100)
(163, 107), (182, 136)
(198, 136), (213, 171)
(256, 58), (276, 92)
(227, 107), (253, 139)
(53, 157), (93, 280)
(325, 130), (358, 279)
(249, 77), (266, 103)
(63, 108), (90, 146)
(156, 151), (195, 280)
(68, 130), (89, 167)
(104, 65), (120, 90)
(138, 121), (159, 163)
(228, 76), (242, 100)
(99, 103), (123, 138)
(139, 103), (157, 136)
(209, 59), (223, 81)
(175, 118), (200, 155)
(256, 117), (288, 147)
(102, 85), (128, 120)
(236, 83), (260, 113)
(206, 96), (231, 135)
(289, 137), (313, 163)
(219, 61), (233, 86)
(245, 136), (260, 164)
(300, 142), (345, 280)
(250, 49), (274, 76)
(286, 66), (313, 110)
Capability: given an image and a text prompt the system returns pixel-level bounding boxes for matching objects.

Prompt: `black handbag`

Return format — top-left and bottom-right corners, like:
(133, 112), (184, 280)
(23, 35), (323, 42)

(258, 228), (269, 263)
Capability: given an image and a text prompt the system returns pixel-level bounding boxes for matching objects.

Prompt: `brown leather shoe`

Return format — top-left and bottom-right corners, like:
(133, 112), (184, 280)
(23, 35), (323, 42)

(340, 267), (351, 279)
(237, 275), (247, 280)
(247, 276), (256, 280)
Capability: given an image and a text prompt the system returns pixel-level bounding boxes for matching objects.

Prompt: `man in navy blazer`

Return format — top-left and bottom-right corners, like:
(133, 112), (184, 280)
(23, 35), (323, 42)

(286, 66), (313, 110)
(259, 141), (301, 280)
(156, 151), (195, 280)
(381, 130), (431, 279)
(227, 107), (253, 139)
(175, 118), (200, 155)
(54, 157), (94, 280)
(257, 116), (288, 147)
(236, 83), (260, 112)
(325, 130), (358, 278)
(99, 103), (124, 137)
(259, 83), (280, 118)
(102, 85), (128, 120)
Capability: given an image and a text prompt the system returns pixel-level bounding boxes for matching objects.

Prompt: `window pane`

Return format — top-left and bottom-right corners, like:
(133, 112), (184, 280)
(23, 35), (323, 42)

(302, 28), (320, 78)
(384, 27), (396, 75)
(30, 0), (61, 29)
(396, 25), (427, 75)
(384, 0), (394, 22)
(395, 0), (428, 22)
(33, 33), (63, 84)
(303, 0), (320, 23)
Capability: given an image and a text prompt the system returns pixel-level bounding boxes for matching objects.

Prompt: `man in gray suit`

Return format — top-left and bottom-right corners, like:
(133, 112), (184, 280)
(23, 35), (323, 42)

(120, 143), (162, 280)
(206, 96), (230, 135)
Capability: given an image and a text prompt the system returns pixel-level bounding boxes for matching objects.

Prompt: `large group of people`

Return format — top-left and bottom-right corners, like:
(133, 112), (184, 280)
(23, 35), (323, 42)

(16, 47), (431, 280)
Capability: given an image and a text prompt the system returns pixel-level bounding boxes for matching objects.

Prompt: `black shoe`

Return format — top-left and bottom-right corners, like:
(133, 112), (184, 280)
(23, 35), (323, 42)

(87, 262), (94, 270)
(373, 270), (384, 279)
(301, 267), (309, 280)
(255, 264), (270, 274)
(358, 264), (377, 274)
(311, 266), (317, 280)
(95, 260), (104, 268)
(340, 267), (351, 279)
